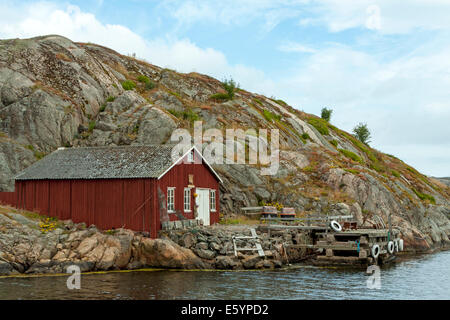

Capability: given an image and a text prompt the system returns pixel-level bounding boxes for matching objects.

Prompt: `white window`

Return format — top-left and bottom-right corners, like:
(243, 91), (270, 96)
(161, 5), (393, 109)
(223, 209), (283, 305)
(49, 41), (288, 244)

(167, 188), (175, 212)
(187, 150), (194, 163)
(210, 190), (216, 212)
(184, 188), (191, 212)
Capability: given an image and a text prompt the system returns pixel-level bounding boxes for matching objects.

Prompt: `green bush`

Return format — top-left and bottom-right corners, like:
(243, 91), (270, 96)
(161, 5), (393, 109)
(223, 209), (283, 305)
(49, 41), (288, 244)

(321, 107), (333, 122)
(106, 96), (115, 102)
(210, 78), (239, 101)
(121, 80), (136, 91)
(223, 78), (238, 99)
(137, 75), (156, 90)
(301, 133), (310, 140)
(330, 139), (338, 147)
(137, 75), (150, 83)
(339, 149), (363, 164)
(145, 81), (156, 90)
(99, 104), (106, 112)
(308, 118), (329, 135)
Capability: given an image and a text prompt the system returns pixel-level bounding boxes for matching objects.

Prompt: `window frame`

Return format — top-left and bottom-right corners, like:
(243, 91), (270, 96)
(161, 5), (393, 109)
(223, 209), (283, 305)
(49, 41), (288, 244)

(184, 188), (191, 212)
(210, 189), (216, 212)
(167, 187), (175, 213)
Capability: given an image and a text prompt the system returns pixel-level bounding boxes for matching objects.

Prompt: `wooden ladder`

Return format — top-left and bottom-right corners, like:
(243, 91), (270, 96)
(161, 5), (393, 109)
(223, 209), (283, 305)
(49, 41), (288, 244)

(232, 228), (265, 257)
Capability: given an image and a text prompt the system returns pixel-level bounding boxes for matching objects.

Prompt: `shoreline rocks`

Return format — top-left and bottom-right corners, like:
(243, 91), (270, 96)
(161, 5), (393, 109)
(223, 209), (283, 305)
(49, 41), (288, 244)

(1, 210), (449, 276)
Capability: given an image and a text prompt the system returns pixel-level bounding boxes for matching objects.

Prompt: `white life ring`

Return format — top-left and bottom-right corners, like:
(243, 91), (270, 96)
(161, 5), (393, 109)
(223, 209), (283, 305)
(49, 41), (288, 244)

(371, 244), (380, 258)
(398, 239), (404, 251)
(330, 220), (342, 232)
(387, 241), (395, 254)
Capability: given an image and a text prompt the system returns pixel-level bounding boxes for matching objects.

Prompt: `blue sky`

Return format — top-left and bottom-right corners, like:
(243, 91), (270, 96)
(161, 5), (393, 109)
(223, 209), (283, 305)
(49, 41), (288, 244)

(1, 0), (449, 176)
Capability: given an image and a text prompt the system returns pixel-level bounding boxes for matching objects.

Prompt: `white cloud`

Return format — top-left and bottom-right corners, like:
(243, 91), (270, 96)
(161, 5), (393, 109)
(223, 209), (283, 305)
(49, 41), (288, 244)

(162, 0), (450, 35)
(0, 1), (275, 95)
(278, 41), (317, 53)
(273, 42), (450, 175)
(311, 0), (450, 34)
(164, 0), (306, 30)
(0, 1), (449, 176)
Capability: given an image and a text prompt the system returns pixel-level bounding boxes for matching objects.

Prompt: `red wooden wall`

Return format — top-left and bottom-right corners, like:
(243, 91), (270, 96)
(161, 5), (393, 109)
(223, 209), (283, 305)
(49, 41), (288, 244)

(0, 191), (17, 207)
(1, 178), (157, 237)
(158, 152), (220, 224)
(0, 152), (221, 237)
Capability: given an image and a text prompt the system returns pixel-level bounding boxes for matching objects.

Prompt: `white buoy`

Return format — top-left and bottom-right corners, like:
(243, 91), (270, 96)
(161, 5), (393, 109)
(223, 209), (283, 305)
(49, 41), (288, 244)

(330, 220), (342, 232)
(387, 241), (395, 254)
(371, 244), (380, 258)
(398, 239), (404, 251)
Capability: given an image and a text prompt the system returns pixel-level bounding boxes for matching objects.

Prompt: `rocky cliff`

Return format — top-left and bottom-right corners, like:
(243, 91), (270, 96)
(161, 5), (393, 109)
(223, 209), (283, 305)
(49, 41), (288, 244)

(0, 35), (449, 252)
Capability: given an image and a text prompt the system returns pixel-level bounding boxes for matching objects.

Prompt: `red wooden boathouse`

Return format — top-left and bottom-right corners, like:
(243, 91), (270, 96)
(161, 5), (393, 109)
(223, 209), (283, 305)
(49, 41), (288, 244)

(0, 145), (222, 238)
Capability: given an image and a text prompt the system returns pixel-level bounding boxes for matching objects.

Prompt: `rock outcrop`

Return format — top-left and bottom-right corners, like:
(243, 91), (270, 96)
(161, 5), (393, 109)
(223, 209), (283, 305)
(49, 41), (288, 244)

(0, 210), (207, 275)
(0, 35), (449, 251)
(0, 209), (299, 275)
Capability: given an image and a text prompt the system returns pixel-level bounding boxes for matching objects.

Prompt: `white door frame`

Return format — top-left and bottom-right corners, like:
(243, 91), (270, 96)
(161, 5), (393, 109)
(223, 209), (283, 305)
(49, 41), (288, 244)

(195, 188), (210, 226)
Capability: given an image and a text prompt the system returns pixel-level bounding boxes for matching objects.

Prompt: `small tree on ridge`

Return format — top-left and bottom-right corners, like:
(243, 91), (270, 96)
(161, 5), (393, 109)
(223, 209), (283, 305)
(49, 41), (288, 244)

(353, 122), (372, 145)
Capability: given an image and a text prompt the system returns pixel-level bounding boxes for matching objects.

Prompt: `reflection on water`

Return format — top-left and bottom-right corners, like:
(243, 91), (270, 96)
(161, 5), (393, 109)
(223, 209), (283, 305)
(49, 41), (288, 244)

(1, 251), (449, 300)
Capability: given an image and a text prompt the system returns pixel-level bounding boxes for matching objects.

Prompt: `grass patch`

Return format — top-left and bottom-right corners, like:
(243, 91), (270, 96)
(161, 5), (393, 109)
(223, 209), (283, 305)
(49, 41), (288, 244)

(263, 109), (281, 122)
(339, 149), (363, 164)
(168, 108), (200, 122)
(121, 80), (136, 91)
(330, 139), (338, 147)
(210, 92), (230, 101)
(391, 170), (401, 178)
(88, 121), (96, 132)
(253, 98), (263, 105)
(412, 188), (436, 204)
(219, 215), (259, 225)
(168, 90), (181, 98)
(34, 150), (45, 160)
(137, 75), (156, 90)
(308, 118), (329, 135)
(344, 168), (360, 174)
(99, 104), (106, 112)
(301, 133), (310, 141)
(106, 96), (116, 102)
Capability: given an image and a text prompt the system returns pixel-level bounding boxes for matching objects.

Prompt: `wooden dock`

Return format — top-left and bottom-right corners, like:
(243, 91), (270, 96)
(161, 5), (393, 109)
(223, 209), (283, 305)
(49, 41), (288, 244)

(290, 228), (401, 266)
(256, 212), (403, 266)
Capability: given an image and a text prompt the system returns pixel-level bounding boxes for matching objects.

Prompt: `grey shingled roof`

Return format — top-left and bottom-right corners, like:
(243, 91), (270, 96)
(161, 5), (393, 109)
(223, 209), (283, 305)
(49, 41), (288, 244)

(15, 145), (180, 180)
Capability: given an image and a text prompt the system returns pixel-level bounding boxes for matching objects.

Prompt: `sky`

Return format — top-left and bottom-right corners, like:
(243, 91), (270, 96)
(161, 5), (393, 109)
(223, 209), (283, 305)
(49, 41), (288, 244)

(0, 0), (449, 177)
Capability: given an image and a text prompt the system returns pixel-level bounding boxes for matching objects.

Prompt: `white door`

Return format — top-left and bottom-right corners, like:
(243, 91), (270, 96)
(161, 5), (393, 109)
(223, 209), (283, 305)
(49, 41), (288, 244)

(196, 189), (210, 226)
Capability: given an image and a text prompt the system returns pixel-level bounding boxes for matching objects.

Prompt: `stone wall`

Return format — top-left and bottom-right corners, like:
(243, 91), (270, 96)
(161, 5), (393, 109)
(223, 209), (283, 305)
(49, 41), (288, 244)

(159, 225), (311, 270)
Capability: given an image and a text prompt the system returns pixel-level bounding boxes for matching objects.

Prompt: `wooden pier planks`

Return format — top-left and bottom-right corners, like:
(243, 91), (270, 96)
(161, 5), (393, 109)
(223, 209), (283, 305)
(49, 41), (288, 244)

(232, 228), (265, 257)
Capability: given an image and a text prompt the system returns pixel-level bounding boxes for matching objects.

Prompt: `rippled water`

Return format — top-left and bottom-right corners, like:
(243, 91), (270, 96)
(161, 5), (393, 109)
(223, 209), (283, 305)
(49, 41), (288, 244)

(1, 251), (449, 300)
